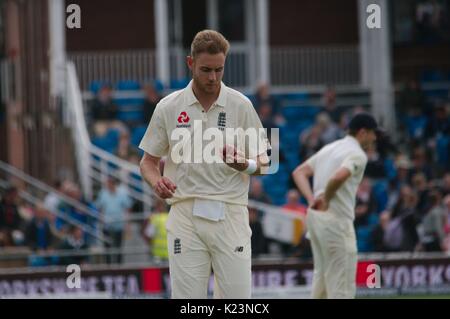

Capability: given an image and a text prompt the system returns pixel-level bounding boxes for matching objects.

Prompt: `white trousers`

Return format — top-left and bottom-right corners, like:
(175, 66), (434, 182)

(306, 208), (358, 299)
(166, 199), (252, 299)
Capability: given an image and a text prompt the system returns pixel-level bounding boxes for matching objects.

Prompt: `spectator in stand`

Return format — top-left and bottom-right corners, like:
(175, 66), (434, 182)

(337, 111), (351, 135)
(354, 178), (377, 252)
(409, 146), (433, 181)
(254, 82), (278, 115)
(142, 83), (162, 125)
(371, 210), (391, 252)
(424, 103), (450, 142)
(258, 103), (284, 141)
(56, 182), (88, 237)
(354, 178), (376, 228)
(443, 172), (450, 196)
(299, 124), (324, 161)
(254, 82), (285, 127)
(321, 85), (341, 123)
(412, 172), (430, 215)
(44, 180), (63, 216)
(393, 155), (413, 189)
(386, 185), (420, 252)
(444, 195), (450, 248)
(418, 188), (447, 252)
(90, 84), (127, 137)
(257, 102), (272, 126)
(364, 142), (387, 179)
(58, 225), (89, 265)
(282, 189), (307, 216)
(397, 79), (426, 116)
(0, 186), (24, 247)
(95, 176), (132, 264)
(25, 202), (54, 251)
(248, 206), (266, 257)
(249, 178), (271, 204)
(316, 112), (343, 145)
(114, 130), (140, 161)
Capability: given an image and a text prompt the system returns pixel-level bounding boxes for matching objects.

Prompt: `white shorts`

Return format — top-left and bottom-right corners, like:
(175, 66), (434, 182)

(166, 198), (252, 299)
(306, 208), (357, 299)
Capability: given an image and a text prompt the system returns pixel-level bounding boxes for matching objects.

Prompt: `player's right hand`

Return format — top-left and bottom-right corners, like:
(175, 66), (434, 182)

(153, 177), (177, 199)
(311, 194), (329, 211)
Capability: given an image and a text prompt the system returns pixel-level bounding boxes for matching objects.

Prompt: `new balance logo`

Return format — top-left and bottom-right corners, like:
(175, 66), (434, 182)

(234, 246), (244, 253)
(174, 238), (181, 254)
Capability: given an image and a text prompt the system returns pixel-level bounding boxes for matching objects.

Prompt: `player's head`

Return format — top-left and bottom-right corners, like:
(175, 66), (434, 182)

(187, 30), (230, 95)
(348, 113), (379, 151)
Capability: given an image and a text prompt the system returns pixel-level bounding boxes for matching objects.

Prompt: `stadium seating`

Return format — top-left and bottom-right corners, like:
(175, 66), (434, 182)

(131, 126), (147, 148)
(114, 97), (145, 123)
(436, 135), (449, 167)
(372, 180), (389, 213)
(404, 115), (427, 139)
(92, 128), (121, 153)
(356, 213), (379, 252)
(170, 78), (190, 90)
(420, 69), (446, 83)
(116, 80), (141, 91)
(89, 80), (111, 94)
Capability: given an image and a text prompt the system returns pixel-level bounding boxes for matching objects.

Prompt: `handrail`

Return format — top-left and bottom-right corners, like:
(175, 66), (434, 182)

(0, 161), (102, 223)
(0, 179), (111, 245)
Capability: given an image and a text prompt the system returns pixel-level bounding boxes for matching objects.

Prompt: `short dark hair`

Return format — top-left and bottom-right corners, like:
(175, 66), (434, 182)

(348, 113), (378, 136)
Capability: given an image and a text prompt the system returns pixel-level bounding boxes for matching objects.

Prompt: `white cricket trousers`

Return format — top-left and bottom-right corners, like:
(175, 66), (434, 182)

(306, 208), (358, 299)
(166, 198), (252, 299)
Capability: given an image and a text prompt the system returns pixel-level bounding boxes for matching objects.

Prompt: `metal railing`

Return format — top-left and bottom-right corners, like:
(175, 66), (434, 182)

(69, 50), (157, 91)
(0, 165), (110, 245)
(270, 45), (360, 86)
(69, 45), (360, 92)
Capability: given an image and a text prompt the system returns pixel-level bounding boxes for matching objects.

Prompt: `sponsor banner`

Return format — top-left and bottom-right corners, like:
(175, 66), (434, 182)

(0, 267), (144, 298)
(1, 256), (450, 297)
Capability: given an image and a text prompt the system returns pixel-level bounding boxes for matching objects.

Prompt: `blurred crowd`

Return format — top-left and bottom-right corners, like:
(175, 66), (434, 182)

(0, 176), (169, 267)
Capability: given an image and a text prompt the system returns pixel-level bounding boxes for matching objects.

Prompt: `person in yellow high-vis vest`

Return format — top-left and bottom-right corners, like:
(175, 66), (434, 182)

(144, 199), (169, 260)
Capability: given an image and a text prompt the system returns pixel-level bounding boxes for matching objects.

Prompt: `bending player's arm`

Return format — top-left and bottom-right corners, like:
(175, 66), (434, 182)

(292, 163), (315, 206)
(323, 167), (351, 204)
(140, 152), (176, 199)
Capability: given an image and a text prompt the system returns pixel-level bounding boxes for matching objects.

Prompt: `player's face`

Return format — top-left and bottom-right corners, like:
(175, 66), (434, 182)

(188, 53), (225, 95)
(361, 129), (377, 150)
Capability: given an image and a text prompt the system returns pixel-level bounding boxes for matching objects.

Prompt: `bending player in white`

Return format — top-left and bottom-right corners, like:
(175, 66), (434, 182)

(292, 113), (379, 299)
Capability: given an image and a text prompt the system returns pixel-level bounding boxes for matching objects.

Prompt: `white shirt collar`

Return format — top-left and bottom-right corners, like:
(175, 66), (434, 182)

(184, 80), (227, 108)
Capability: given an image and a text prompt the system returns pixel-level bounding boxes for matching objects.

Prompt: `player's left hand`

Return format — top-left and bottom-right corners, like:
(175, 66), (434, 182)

(221, 144), (248, 171)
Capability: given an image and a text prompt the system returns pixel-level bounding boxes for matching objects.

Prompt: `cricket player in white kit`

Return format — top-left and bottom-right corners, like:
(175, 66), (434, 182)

(139, 30), (270, 299)
(292, 113), (379, 299)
